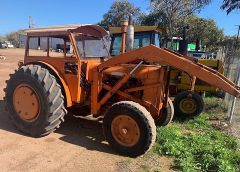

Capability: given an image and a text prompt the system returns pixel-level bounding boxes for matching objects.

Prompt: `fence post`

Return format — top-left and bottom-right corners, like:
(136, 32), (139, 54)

(229, 63), (240, 124)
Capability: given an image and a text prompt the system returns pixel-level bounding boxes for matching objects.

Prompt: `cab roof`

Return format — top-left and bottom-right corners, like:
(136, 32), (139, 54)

(109, 26), (167, 35)
(25, 24), (109, 38)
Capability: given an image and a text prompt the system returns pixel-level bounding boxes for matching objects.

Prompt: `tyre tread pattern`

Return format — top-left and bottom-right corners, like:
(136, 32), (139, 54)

(104, 101), (156, 157)
(4, 64), (67, 137)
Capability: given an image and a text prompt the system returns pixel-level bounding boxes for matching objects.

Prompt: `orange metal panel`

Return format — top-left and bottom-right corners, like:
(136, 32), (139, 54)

(141, 67), (165, 115)
(102, 83), (160, 119)
(125, 83), (162, 93)
(24, 57), (80, 102)
(24, 60), (72, 107)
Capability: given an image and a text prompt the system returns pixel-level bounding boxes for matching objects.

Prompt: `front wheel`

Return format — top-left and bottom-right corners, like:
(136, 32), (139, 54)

(174, 91), (204, 118)
(103, 101), (156, 157)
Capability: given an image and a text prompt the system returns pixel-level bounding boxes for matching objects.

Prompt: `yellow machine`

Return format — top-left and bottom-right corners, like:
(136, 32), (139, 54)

(109, 25), (224, 117)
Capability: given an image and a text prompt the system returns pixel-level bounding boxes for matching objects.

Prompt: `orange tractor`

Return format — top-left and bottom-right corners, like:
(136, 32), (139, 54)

(4, 24), (240, 156)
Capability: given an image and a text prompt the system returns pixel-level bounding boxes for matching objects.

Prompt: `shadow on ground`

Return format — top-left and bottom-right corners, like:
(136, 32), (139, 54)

(57, 114), (118, 155)
(0, 99), (117, 156)
(0, 100), (20, 134)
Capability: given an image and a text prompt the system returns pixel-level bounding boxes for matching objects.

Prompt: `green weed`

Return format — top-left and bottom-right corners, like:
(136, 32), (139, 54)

(155, 116), (240, 172)
(204, 97), (227, 114)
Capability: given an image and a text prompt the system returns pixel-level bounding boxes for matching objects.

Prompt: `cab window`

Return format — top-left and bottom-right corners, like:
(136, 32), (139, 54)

(28, 37), (47, 56)
(111, 36), (122, 56)
(134, 34), (151, 49)
(154, 33), (160, 47)
(77, 39), (108, 59)
(111, 33), (151, 56)
(28, 36), (67, 58)
(49, 38), (65, 57)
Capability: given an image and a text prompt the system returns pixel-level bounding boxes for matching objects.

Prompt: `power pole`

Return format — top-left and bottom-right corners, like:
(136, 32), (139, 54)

(29, 16), (35, 28)
(236, 25), (240, 40)
(235, 25), (240, 50)
(29, 16), (31, 28)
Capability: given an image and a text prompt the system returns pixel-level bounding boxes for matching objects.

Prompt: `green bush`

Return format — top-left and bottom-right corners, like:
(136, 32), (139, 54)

(204, 97), (227, 114)
(155, 117), (240, 172)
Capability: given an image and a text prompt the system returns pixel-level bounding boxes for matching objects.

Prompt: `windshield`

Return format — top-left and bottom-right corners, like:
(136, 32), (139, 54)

(111, 33), (152, 56)
(75, 35), (110, 58)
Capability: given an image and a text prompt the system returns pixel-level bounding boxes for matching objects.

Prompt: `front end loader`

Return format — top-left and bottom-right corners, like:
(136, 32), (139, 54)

(109, 23), (225, 118)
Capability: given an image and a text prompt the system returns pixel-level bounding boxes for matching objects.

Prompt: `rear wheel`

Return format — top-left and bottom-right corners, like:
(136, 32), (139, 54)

(4, 64), (67, 137)
(174, 91), (204, 118)
(103, 101), (156, 157)
(156, 98), (174, 126)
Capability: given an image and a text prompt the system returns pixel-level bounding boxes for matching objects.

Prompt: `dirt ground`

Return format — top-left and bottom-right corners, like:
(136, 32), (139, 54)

(0, 49), (174, 172)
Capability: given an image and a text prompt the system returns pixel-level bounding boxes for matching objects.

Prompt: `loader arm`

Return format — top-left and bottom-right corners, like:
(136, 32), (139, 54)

(98, 45), (240, 98)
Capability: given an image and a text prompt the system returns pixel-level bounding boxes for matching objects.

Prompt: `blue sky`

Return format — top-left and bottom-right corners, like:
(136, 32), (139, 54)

(0, 0), (239, 36)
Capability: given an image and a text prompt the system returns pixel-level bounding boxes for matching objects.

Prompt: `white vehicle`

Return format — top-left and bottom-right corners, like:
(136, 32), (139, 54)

(0, 42), (7, 48)
(5, 41), (14, 48)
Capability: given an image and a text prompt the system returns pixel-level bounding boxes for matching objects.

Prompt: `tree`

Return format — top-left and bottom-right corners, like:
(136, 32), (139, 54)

(183, 15), (224, 52)
(98, 0), (141, 29)
(0, 36), (6, 42)
(142, 0), (212, 45)
(6, 30), (24, 48)
(221, 0), (240, 14)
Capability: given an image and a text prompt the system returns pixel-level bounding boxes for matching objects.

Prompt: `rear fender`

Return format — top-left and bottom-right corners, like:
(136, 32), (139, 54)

(25, 61), (72, 107)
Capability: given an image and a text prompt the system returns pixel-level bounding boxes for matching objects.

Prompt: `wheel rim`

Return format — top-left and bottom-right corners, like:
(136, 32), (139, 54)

(179, 98), (197, 114)
(13, 84), (40, 122)
(111, 115), (140, 147)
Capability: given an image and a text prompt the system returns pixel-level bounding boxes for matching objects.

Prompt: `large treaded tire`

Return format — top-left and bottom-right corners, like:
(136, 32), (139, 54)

(156, 98), (174, 126)
(4, 64), (67, 137)
(174, 91), (204, 118)
(103, 101), (156, 157)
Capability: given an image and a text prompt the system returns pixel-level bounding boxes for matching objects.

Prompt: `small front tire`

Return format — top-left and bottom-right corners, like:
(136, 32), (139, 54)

(103, 101), (156, 157)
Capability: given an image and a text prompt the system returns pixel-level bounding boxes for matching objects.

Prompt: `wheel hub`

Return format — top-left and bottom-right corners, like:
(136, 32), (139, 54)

(179, 98), (197, 114)
(111, 115), (140, 147)
(13, 84), (40, 122)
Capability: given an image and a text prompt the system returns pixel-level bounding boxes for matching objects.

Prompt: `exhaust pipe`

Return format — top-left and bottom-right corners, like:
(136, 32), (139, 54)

(121, 15), (134, 53)
(121, 20), (128, 54)
(126, 15), (134, 52)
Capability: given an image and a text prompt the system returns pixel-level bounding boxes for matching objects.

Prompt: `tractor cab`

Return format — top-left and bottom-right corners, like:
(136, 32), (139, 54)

(109, 26), (165, 56)
(109, 26), (183, 56)
(23, 25), (110, 106)
(25, 24), (110, 60)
